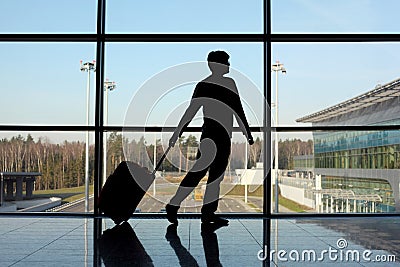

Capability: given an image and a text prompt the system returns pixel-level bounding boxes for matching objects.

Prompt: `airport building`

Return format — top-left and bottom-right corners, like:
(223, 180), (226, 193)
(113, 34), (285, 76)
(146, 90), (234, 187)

(296, 78), (400, 212)
(2, 2), (400, 266)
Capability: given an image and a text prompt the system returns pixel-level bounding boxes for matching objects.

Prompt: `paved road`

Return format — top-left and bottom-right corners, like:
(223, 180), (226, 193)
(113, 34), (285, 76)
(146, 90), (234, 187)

(137, 194), (255, 213)
(55, 194), (303, 214)
(58, 197), (95, 213)
(56, 194), (258, 213)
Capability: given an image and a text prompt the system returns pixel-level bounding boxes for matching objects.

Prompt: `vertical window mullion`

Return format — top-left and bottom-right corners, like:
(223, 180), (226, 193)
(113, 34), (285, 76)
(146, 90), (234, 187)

(264, 0), (272, 266)
(94, 0), (106, 266)
(94, 0), (106, 216)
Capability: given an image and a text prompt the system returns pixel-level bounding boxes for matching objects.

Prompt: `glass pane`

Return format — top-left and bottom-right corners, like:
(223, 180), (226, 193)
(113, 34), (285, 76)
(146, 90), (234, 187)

(229, 132), (264, 214)
(0, 0), (96, 33)
(272, 0), (400, 33)
(105, 43), (263, 127)
(0, 132), (94, 213)
(103, 131), (263, 214)
(0, 218), (93, 265)
(106, 0), (263, 33)
(274, 132), (399, 214)
(0, 43), (97, 125)
(269, 218), (399, 265)
(272, 42), (400, 126)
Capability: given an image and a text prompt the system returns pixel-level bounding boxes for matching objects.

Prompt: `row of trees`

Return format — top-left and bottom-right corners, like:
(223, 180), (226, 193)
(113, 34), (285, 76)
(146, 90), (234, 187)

(0, 134), (87, 190)
(112, 133), (263, 173)
(0, 133), (312, 190)
(278, 138), (314, 169)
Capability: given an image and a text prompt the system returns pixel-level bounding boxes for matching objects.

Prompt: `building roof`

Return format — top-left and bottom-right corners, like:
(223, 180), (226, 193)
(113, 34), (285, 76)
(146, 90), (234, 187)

(296, 78), (400, 123)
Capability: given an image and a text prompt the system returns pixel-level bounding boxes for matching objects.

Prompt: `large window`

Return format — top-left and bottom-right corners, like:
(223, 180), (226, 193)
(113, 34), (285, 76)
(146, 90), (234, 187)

(0, 1), (265, 216)
(1, 1), (400, 265)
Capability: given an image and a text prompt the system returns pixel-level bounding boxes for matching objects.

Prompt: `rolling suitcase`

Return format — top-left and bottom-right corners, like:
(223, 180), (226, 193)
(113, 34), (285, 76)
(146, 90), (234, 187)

(99, 146), (170, 224)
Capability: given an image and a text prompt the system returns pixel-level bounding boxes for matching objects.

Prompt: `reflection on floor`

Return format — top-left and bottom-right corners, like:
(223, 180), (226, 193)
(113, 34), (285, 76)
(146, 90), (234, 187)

(0, 216), (398, 266)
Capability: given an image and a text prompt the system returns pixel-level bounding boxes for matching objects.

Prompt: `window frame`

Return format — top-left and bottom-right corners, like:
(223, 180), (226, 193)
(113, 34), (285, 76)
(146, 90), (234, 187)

(1, 1), (400, 265)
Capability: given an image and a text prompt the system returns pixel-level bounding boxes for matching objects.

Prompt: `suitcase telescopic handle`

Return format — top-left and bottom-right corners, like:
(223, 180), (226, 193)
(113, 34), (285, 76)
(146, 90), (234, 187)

(152, 145), (171, 175)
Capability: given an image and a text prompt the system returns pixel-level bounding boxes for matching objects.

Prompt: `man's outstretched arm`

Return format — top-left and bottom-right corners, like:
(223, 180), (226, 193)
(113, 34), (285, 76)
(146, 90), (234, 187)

(234, 105), (254, 145)
(169, 99), (201, 147)
(230, 81), (254, 145)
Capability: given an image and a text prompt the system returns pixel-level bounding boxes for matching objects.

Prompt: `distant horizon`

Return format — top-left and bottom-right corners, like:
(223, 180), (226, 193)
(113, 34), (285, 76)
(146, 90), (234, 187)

(0, 132), (313, 145)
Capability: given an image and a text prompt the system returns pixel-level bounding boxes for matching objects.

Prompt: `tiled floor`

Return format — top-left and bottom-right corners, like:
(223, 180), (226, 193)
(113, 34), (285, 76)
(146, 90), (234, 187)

(0, 216), (398, 266)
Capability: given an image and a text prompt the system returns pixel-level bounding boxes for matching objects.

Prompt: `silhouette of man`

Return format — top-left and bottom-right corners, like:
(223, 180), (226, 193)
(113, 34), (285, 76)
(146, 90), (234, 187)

(166, 50), (254, 225)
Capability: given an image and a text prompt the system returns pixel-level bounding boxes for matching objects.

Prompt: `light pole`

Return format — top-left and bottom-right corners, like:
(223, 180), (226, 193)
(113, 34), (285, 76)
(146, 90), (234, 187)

(153, 136), (157, 197)
(272, 61), (286, 213)
(80, 60), (96, 212)
(103, 79), (116, 186)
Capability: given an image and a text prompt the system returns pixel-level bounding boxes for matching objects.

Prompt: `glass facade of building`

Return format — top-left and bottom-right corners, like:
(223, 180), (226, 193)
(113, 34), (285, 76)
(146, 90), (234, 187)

(311, 129), (400, 212)
(314, 130), (400, 169)
(293, 154), (314, 170)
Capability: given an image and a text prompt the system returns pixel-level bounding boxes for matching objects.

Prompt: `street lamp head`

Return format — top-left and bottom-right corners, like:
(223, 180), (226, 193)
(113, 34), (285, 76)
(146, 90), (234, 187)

(104, 80), (117, 91)
(272, 61), (287, 74)
(110, 81), (116, 91)
(80, 60), (96, 72)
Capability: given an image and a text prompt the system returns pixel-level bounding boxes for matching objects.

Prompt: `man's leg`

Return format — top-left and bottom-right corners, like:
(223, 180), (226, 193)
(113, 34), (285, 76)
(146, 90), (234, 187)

(166, 167), (208, 224)
(201, 171), (225, 217)
(167, 138), (214, 224)
(201, 139), (231, 224)
(169, 168), (207, 206)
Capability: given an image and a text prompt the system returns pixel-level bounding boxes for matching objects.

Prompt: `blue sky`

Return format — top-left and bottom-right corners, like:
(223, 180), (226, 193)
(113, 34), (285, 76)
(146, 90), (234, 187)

(272, 0), (400, 33)
(1, 1), (400, 142)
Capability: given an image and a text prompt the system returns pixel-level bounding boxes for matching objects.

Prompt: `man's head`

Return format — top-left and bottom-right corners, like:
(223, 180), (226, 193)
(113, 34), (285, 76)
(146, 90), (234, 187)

(207, 50), (230, 75)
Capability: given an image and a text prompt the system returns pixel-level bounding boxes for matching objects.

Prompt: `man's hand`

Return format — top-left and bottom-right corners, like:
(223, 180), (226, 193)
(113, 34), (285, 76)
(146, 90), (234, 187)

(248, 136), (254, 145)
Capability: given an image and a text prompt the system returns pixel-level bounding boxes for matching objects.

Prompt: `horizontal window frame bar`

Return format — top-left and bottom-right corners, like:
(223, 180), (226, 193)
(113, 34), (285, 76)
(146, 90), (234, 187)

(0, 125), (263, 132)
(0, 125), (97, 131)
(111, 126), (264, 132)
(0, 34), (98, 42)
(121, 212), (400, 219)
(2, 33), (400, 43)
(0, 33), (264, 42)
(0, 212), (398, 219)
(104, 34), (264, 42)
(274, 125), (400, 132)
(271, 33), (400, 42)
(1, 125), (399, 132)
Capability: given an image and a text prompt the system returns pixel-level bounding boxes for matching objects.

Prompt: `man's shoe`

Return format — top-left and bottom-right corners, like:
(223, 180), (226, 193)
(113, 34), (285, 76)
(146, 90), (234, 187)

(165, 224), (179, 242)
(166, 204), (179, 225)
(201, 214), (229, 225)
